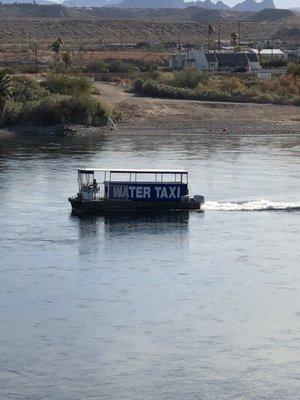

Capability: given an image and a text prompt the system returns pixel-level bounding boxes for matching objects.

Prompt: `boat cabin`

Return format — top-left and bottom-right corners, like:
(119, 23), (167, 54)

(77, 168), (189, 202)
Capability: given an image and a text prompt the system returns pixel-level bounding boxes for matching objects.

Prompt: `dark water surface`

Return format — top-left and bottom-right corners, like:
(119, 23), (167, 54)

(0, 129), (299, 400)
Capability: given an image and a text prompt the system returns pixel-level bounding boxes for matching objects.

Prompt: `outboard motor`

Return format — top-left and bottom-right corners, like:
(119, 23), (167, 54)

(193, 195), (205, 205)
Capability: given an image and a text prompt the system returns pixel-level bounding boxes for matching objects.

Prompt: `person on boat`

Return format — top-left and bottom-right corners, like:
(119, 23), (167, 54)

(93, 179), (98, 190)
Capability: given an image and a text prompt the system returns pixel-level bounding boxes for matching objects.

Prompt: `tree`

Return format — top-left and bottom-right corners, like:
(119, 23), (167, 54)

(0, 73), (12, 124)
(231, 32), (239, 48)
(207, 24), (215, 51)
(62, 52), (72, 71)
(52, 37), (63, 72)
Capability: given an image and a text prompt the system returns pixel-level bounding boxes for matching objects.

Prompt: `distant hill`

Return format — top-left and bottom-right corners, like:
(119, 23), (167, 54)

(63, 0), (117, 6)
(118, 0), (185, 8)
(0, 3), (74, 17)
(2, 3), (296, 23)
(233, 0), (275, 12)
(246, 8), (295, 21)
(187, 1), (229, 10)
(0, 0), (54, 4)
(58, 0), (277, 12)
(0, 3), (230, 20)
(276, 26), (300, 39)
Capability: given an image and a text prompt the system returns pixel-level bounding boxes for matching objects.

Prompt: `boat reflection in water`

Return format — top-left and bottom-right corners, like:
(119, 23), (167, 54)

(73, 210), (191, 236)
(72, 211), (192, 256)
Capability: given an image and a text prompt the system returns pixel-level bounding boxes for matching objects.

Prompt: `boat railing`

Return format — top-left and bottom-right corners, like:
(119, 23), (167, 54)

(79, 183), (105, 201)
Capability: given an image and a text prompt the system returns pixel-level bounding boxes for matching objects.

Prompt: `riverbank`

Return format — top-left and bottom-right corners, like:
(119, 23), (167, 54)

(96, 82), (300, 135)
(1, 81), (299, 138)
(0, 75), (119, 138)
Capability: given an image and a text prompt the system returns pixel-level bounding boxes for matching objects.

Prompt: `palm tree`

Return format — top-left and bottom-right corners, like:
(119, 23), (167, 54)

(207, 24), (215, 51)
(62, 52), (72, 71)
(0, 74), (12, 125)
(231, 32), (239, 49)
(52, 36), (63, 72)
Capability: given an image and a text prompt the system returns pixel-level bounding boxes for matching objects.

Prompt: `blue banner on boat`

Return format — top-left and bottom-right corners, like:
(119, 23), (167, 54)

(107, 182), (188, 201)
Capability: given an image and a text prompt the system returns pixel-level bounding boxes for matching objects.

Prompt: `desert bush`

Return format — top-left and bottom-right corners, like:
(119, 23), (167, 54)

(261, 59), (287, 68)
(85, 59), (134, 74)
(133, 75), (299, 106)
(172, 68), (211, 89)
(136, 61), (158, 72)
(11, 76), (49, 102)
(245, 85), (262, 98)
(42, 75), (93, 96)
(293, 96), (300, 106)
(30, 95), (115, 126)
(3, 94), (116, 127)
(158, 71), (175, 84)
(108, 60), (134, 73)
(1, 74), (119, 127)
(4, 100), (24, 126)
(0, 67), (14, 76)
(219, 77), (247, 95)
(286, 63), (300, 77)
(85, 61), (110, 73)
(257, 75), (300, 97)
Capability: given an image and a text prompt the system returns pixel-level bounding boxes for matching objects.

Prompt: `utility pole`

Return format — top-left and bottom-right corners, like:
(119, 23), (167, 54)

(120, 24), (123, 47)
(34, 42), (38, 76)
(271, 37), (274, 61)
(21, 28), (24, 53)
(178, 24), (181, 51)
(218, 21), (221, 51)
(238, 21), (241, 47)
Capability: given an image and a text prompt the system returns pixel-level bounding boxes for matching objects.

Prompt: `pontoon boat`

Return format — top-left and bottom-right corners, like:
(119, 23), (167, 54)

(68, 168), (204, 214)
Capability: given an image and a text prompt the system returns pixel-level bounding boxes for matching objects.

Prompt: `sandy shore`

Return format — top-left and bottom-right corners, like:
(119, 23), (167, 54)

(96, 82), (300, 135)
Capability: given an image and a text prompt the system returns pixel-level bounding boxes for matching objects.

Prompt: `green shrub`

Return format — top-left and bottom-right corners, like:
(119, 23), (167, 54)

(11, 76), (49, 102)
(108, 60), (134, 73)
(133, 75), (300, 106)
(0, 68), (14, 77)
(4, 100), (24, 126)
(172, 69), (211, 89)
(1, 73), (119, 127)
(29, 95), (113, 126)
(287, 63), (300, 77)
(143, 63), (157, 72)
(85, 62), (110, 73)
(42, 75), (93, 96)
(293, 96), (300, 106)
(220, 77), (246, 95)
(3, 94), (118, 127)
(261, 59), (287, 68)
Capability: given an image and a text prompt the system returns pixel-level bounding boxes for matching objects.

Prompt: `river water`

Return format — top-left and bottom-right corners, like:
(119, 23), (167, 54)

(0, 128), (299, 400)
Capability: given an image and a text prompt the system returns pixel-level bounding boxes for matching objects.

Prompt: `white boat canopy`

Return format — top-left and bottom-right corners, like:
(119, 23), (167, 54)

(78, 168), (188, 174)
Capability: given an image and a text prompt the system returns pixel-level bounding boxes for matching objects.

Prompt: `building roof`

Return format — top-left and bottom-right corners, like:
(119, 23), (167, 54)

(216, 52), (249, 66)
(261, 49), (286, 55)
(204, 52), (254, 66)
(251, 48), (286, 55)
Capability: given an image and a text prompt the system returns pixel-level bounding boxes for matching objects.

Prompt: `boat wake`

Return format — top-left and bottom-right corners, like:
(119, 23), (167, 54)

(202, 199), (300, 212)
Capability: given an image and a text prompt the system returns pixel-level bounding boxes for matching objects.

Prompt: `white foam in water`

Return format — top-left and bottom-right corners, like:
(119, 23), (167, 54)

(202, 199), (300, 212)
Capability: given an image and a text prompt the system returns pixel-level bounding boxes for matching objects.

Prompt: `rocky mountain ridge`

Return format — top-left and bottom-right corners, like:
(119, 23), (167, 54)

(1, 0), (276, 12)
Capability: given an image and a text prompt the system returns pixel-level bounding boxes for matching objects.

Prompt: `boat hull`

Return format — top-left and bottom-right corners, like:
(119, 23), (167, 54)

(68, 197), (204, 215)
